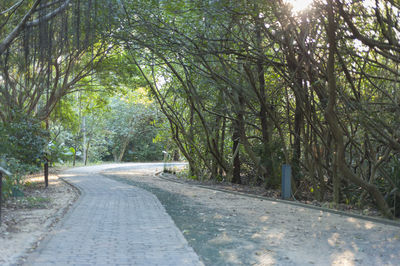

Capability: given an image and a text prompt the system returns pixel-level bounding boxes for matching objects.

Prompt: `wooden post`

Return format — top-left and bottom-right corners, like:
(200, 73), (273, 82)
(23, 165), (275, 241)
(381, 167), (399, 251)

(44, 158), (49, 188)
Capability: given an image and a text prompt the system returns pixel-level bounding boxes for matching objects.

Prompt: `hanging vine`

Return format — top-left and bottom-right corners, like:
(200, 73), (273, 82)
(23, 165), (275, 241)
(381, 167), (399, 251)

(0, 0), (116, 122)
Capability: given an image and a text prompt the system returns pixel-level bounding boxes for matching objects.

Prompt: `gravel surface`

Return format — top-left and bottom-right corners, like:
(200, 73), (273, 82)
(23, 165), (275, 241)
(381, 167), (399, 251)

(102, 164), (400, 266)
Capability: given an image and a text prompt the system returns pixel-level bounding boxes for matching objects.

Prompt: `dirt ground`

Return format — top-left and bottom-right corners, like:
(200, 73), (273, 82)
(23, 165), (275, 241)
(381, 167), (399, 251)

(161, 172), (385, 217)
(0, 172), (79, 265)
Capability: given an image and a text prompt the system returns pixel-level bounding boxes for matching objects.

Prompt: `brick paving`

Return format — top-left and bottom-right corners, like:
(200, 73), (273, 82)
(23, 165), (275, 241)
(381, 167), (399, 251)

(25, 166), (203, 266)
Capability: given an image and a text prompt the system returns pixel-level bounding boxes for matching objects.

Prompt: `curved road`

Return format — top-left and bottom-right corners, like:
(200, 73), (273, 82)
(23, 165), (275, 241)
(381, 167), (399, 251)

(24, 163), (400, 265)
(25, 163), (203, 266)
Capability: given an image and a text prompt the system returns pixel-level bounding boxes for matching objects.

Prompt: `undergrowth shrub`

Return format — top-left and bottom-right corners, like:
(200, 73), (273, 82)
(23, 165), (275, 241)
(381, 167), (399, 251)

(0, 113), (47, 199)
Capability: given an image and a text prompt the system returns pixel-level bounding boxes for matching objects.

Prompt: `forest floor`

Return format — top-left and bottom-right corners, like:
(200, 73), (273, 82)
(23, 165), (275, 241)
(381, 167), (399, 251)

(1, 163), (399, 265)
(161, 172), (386, 218)
(0, 170), (79, 265)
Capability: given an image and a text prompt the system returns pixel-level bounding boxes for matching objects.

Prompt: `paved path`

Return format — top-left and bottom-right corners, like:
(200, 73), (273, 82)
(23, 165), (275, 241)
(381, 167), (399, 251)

(25, 165), (203, 266)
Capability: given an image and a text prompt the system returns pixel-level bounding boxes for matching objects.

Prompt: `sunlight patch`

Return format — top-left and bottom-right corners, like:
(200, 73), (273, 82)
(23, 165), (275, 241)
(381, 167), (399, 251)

(331, 250), (355, 266)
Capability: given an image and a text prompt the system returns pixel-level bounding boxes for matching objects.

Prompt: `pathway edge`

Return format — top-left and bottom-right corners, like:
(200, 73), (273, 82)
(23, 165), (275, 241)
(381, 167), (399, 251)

(157, 172), (400, 228)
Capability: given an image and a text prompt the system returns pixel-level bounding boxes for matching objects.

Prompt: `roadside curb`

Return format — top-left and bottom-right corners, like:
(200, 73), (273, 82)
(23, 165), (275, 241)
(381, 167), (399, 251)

(156, 172), (400, 228)
(59, 176), (82, 197)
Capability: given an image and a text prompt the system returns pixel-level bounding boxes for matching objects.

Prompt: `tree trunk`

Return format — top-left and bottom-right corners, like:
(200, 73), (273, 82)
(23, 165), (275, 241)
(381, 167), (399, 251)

(325, 0), (393, 218)
(84, 136), (92, 166)
(219, 117), (226, 177)
(255, 14), (272, 180)
(117, 116), (135, 162)
(73, 145), (77, 166)
(232, 119), (241, 184)
(118, 138), (130, 162)
(173, 150), (180, 161)
(82, 116), (87, 165)
(333, 147), (340, 205)
(292, 96), (303, 186)
(282, 24), (305, 188)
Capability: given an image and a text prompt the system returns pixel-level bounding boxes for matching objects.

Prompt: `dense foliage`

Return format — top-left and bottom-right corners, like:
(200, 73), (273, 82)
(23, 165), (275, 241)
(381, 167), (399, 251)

(1, 0), (400, 218)
(0, 113), (47, 198)
(110, 0), (400, 218)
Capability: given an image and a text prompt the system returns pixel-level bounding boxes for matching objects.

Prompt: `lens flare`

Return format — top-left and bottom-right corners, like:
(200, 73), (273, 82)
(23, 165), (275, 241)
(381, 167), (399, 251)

(285, 0), (314, 13)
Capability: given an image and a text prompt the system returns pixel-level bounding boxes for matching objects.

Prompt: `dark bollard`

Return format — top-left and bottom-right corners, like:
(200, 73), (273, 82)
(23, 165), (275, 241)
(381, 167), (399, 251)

(282, 164), (292, 199)
(44, 160), (49, 188)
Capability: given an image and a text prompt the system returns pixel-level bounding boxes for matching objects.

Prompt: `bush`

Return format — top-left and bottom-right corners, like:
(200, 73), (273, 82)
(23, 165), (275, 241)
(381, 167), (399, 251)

(0, 114), (47, 199)
(47, 141), (75, 165)
(0, 157), (37, 199)
(0, 114), (48, 166)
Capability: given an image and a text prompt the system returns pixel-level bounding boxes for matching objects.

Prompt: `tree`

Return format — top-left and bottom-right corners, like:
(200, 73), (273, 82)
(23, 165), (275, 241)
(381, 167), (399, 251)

(0, 0), (72, 55)
(111, 0), (399, 217)
(0, 0), (116, 123)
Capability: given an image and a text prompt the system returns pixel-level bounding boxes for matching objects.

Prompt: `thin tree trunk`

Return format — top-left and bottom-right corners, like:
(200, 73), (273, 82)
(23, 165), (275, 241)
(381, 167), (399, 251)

(255, 14), (272, 180)
(333, 147), (340, 204)
(82, 116), (87, 165)
(232, 119), (241, 184)
(219, 116), (226, 177)
(118, 116), (135, 162)
(118, 140), (129, 162)
(84, 139), (90, 166)
(72, 144), (77, 166)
